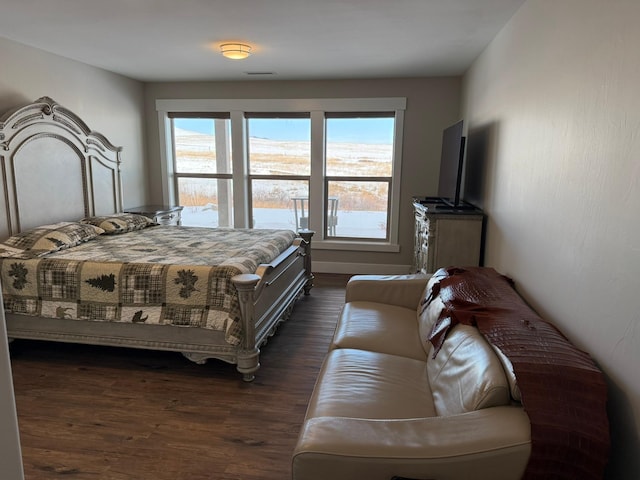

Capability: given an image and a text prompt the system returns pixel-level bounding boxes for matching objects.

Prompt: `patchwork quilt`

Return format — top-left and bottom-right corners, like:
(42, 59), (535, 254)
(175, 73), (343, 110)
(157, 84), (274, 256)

(0, 226), (297, 346)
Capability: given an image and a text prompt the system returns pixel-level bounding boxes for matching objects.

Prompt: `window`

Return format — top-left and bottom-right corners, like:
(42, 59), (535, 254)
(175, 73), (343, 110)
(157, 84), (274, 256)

(247, 115), (310, 230)
(325, 114), (395, 240)
(170, 115), (233, 227)
(157, 98), (406, 251)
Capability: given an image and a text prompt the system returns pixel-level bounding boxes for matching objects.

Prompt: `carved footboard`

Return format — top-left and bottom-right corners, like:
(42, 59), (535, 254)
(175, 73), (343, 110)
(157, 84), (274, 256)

(231, 229), (313, 381)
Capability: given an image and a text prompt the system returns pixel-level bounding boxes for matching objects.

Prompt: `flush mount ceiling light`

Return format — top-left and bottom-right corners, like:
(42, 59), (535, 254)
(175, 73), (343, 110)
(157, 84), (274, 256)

(220, 43), (252, 60)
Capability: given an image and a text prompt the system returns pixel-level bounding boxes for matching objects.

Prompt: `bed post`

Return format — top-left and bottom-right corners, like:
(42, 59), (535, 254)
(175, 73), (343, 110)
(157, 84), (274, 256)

(232, 273), (261, 382)
(297, 229), (314, 295)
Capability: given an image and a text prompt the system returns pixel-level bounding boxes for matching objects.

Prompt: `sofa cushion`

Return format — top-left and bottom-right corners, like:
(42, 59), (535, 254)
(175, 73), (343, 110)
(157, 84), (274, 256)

(416, 270), (448, 356)
(427, 324), (510, 416)
(306, 348), (436, 420)
(491, 344), (522, 402)
(330, 302), (427, 361)
(345, 274), (430, 310)
(418, 295), (445, 357)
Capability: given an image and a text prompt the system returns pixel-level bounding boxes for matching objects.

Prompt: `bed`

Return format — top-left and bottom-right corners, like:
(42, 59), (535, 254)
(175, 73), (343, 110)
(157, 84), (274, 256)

(0, 96), (314, 381)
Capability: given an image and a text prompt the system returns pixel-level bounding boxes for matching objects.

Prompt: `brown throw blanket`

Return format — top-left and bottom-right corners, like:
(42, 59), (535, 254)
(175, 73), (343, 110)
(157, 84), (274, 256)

(428, 266), (609, 479)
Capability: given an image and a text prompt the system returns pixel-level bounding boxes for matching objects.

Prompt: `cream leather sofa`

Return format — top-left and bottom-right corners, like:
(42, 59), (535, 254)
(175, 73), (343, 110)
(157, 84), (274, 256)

(292, 273), (531, 480)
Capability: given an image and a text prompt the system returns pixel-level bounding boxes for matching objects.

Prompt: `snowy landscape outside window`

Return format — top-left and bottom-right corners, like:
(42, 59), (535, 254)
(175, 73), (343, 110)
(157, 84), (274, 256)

(159, 98), (405, 249)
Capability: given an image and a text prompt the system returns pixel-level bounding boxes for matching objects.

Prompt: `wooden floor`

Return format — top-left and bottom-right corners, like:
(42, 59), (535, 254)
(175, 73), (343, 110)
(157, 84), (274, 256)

(9, 273), (350, 480)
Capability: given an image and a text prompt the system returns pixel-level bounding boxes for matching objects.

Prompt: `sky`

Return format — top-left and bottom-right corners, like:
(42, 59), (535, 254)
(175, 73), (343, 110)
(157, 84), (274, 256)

(174, 117), (394, 145)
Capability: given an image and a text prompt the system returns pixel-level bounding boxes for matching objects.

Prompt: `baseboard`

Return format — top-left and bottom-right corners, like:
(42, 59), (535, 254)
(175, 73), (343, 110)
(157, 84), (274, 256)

(312, 261), (413, 275)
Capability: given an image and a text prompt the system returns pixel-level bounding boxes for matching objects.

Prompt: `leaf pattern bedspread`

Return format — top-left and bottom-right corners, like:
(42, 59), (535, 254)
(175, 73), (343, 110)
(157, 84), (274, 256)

(0, 226), (297, 346)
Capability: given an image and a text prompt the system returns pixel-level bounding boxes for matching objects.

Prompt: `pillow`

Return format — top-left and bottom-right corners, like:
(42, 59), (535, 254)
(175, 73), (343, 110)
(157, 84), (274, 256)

(417, 270), (448, 356)
(0, 222), (104, 257)
(490, 344), (522, 402)
(418, 295), (445, 356)
(81, 213), (156, 234)
(427, 324), (510, 416)
(0, 244), (28, 258)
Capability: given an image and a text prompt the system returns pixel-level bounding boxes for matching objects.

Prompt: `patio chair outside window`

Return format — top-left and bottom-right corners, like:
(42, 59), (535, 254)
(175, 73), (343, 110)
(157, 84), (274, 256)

(292, 197), (338, 236)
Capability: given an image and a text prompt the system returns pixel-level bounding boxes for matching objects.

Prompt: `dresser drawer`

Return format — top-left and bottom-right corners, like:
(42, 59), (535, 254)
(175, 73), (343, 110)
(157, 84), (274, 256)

(154, 210), (181, 225)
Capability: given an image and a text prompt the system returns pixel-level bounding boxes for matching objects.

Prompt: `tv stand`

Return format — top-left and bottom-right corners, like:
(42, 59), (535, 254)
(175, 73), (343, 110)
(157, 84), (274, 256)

(436, 203), (478, 211)
(420, 196), (479, 211)
(412, 197), (484, 274)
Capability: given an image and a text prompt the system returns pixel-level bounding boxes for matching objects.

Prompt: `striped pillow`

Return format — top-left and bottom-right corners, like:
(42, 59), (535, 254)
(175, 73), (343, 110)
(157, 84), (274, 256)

(0, 222), (104, 257)
(81, 213), (157, 234)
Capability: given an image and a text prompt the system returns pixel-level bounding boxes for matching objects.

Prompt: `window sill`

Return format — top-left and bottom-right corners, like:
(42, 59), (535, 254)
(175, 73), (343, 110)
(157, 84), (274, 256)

(311, 239), (400, 253)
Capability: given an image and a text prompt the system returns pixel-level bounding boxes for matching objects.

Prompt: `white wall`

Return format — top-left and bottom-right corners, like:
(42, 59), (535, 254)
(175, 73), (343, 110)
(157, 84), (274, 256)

(0, 36), (148, 236)
(462, 1), (640, 478)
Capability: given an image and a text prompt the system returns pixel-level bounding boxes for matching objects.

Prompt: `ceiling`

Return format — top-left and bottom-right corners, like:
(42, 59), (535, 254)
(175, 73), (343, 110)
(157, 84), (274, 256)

(0, 0), (525, 83)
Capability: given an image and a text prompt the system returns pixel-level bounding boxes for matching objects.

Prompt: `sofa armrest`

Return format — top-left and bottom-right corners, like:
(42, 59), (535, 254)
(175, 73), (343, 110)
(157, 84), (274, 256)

(292, 407), (531, 480)
(345, 274), (431, 310)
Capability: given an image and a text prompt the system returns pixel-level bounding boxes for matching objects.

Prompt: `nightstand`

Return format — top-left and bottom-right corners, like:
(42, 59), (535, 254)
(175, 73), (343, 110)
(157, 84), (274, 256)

(124, 205), (183, 226)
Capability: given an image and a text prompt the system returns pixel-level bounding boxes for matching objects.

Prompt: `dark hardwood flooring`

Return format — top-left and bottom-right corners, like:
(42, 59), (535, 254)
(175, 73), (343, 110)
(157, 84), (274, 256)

(9, 273), (350, 480)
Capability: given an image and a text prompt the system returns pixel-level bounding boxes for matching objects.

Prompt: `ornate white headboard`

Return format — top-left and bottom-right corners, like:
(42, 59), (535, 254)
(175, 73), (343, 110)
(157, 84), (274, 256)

(0, 97), (123, 239)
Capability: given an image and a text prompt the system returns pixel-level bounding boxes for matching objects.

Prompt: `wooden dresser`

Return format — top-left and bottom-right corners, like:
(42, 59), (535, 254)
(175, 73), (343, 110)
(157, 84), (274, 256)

(413, 197), (484, 274)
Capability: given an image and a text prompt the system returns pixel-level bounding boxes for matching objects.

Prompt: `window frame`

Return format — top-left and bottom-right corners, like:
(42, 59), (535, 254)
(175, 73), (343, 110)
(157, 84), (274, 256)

(169, 114), (234, 227)
(246, 113), (311, 230)
(323, 112), (396, 241)
(156, 98), (406, 252)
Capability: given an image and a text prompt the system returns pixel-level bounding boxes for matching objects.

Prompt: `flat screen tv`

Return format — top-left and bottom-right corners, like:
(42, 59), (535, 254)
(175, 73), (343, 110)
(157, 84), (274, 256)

(437, 120), (466, 207)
